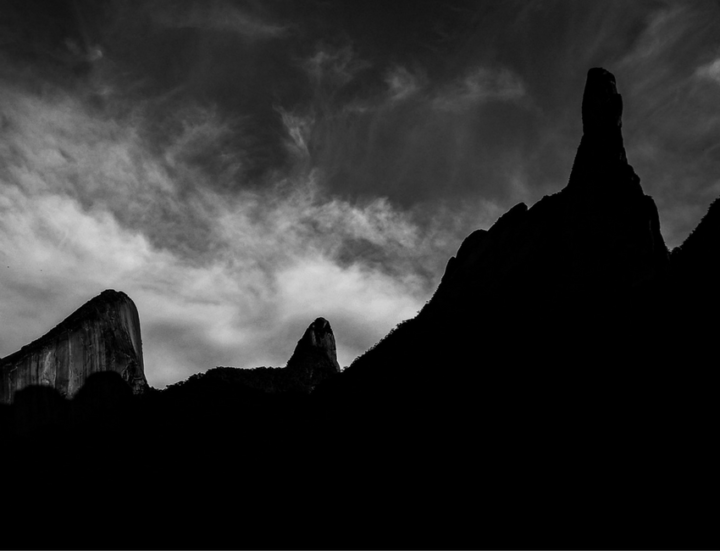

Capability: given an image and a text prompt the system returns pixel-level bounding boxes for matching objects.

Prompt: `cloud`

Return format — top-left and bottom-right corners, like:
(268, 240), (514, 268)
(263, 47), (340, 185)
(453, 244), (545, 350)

(386, 67), (424, 101)
(695, 57), (720, 84)
(623, 5), (690, 63)
(152, 0), (287, 40)
(277, 108), (314, 161)
(433, 67), (525, 111)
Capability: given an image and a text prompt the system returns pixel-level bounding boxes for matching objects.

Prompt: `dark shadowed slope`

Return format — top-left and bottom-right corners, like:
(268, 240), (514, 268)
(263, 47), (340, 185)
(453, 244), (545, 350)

(0, 289), (147, 403)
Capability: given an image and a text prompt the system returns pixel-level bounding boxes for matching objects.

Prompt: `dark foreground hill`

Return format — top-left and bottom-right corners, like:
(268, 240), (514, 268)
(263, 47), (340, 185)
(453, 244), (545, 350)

(3, 68), (720, 550)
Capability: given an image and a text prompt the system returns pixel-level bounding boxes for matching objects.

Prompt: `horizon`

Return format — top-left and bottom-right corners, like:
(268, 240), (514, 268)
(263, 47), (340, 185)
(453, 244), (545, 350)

(2, 0), (720, 388)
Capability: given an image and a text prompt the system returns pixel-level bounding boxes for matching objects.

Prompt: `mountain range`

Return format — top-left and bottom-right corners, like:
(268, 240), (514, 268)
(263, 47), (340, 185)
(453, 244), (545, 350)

(2, 68), (718, 549)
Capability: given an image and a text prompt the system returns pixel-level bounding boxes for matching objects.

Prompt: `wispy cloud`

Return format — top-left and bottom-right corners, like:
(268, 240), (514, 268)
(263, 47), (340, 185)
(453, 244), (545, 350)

(152, 0), (287, 39)
(385, 66), (424, 101)
(433, 67), (525, 111)
(623, 5), (690, 63)
(303, 46), (371, 90)
(277, 108), (314, 160)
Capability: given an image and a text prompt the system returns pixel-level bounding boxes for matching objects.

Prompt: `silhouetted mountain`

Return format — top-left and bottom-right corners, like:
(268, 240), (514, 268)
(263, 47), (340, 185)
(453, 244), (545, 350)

(3, 68), (719, 550)
(0, 290), (147, 403)
(307, 68), (718, 547)
(317, 68), (671, 412)
(434, 68), (668, 307)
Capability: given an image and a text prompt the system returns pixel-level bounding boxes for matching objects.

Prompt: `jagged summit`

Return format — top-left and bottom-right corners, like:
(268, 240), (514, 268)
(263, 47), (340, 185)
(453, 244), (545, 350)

(0, 289), (147, 403)
(430, 67), (668, 311)
(321, 67), (674, 409)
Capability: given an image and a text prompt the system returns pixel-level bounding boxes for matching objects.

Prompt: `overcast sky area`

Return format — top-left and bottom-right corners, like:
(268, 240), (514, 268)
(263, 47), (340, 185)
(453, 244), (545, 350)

(1, 0), (719, 387)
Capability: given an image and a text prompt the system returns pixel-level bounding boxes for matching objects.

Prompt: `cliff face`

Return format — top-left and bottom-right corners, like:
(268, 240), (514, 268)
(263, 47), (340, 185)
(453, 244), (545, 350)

(0, 290), (147, 403)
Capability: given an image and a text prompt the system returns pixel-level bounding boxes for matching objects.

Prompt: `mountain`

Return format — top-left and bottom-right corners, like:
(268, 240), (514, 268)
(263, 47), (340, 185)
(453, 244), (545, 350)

(306, 68), (719, 547)
(3, 68), (719, 550)
(0, 289), (147, 403)
(317, 67), (672, 412)
(434, 67), (668, 308)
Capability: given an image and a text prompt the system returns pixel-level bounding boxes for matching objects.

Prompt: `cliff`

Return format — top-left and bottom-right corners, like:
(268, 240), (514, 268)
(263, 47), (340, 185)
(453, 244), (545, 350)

(0, 290), (147, 403)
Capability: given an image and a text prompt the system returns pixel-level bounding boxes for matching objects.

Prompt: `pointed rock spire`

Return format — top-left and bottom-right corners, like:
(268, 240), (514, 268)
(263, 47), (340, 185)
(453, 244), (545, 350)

(582, 67), (623, 137)
(567, 67), (638, 196)
(429, 67), (668, 312)
(287, 317), (341, 386)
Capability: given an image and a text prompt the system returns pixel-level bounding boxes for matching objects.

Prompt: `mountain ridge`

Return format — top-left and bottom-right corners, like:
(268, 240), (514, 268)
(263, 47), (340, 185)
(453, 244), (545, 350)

(2, 67), (719, 550)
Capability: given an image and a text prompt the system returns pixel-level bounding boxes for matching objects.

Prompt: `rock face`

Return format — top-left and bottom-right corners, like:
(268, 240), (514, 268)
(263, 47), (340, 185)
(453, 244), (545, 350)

(286, 317), (341, 387)
(0, 290), (147, 403)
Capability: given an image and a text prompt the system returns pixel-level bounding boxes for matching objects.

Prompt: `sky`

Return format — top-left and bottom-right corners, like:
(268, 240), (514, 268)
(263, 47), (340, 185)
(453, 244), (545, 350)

(1, 0), (719, 387)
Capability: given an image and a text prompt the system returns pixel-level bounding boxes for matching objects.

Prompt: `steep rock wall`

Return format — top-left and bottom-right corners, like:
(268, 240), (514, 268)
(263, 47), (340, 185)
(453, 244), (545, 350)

(0, 290), (147, 403)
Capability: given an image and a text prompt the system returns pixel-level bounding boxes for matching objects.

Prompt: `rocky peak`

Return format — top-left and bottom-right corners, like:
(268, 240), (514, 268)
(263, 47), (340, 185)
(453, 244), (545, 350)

(303, 318), (334, 350)
(287, 317), (341, 384)
(567, 67), (638, 197)
(582, 67), (623, 136)
(0, 289), (147, 403)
